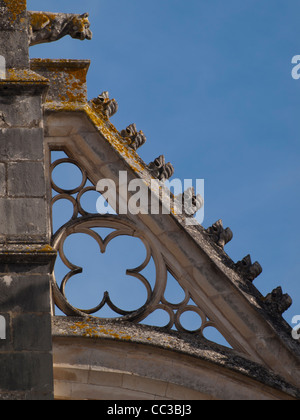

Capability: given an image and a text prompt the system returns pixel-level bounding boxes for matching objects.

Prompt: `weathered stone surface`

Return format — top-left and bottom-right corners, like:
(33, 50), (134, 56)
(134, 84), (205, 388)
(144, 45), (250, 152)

(0, 2), (54, 398)
(30, 59), (90, 104)
(7, 162), (45, 197)
(0, 30), (29, 69)
(0, 128), (44, 161)
(0, 198), (48, 241)
(0, 352), (53, 396)
(12, 313), (52, 351)
(52, 317), (300, 400)
(0, 0), (29, 68)
(0, 89), (43, 128)
(0, 273), (52, 313)
(0, 249), (55, 399)
(0, 163), (6, 196)
(0, 0), (27, 30)
(0, 391), (26, 400)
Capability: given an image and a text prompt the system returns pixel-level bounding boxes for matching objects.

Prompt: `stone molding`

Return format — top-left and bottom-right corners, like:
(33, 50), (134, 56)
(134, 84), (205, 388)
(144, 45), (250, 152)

(52, 317), (300, 401)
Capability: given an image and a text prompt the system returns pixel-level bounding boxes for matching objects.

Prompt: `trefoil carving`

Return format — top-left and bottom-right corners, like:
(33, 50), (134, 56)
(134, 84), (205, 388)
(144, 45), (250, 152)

(49, 153), (231, 347)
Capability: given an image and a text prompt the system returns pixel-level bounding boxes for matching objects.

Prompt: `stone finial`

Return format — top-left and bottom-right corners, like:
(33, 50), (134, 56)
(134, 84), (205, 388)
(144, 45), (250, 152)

(28, 11), (93, 46)
(176, 187), (204, 217)
(264, 287), (292, 316)
(121, 123), (147, 151)
(89, 91), (118, 118)
(235, 255), (263, 282)
(148, 155), (174, 181)
(206, 220), (233, 248)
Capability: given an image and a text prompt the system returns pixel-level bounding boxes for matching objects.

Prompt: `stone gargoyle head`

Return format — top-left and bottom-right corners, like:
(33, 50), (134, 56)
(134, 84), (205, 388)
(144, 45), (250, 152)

(28, 11), (93, 46)
(69, 13), (93, 41)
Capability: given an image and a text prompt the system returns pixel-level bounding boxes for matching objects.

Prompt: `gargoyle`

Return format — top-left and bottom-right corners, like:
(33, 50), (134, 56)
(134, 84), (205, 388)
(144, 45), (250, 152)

(121, 123), (147, 151)
(28, 11), (93, 46)
(264, 287), (292, 316)
(89, 92), (119, 119)
(206, 220), (233, 248)
(148, 155), (174, 182)
(176, 187), (204, 217)
(235, 254), (263, 282)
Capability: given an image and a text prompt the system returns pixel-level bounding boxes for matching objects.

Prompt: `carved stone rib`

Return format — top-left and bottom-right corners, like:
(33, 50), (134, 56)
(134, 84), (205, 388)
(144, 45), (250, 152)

(89, 91), (118, 118)
(121, 123), (147, 151)
(264, 287), (292, 316)
(148, 155), (174, 181)
(235, 255), (263, 282)
(206, 220), (233, 248)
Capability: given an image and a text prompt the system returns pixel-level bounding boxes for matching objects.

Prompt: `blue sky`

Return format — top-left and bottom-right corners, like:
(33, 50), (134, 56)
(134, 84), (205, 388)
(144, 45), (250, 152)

(28, 0), (300, 336)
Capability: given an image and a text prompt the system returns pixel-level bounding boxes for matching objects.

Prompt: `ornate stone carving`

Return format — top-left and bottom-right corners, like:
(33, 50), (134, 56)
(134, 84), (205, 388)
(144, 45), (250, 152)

(49, 154), (227, 341)
(121, 123), (147, 151)
(148, 155), (174, 181)
(206, 220), (233, 248)
(28, 11), (93, 46)
(264, 287), (292, 316)
(176, 187), (204, 217)
(235, 255), (263, 282)
(89, 91), (118, 118)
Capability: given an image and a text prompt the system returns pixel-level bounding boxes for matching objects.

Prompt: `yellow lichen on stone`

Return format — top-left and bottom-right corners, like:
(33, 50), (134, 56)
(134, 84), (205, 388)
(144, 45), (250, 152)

(2, 68), (49, 84)
(45, 98), (149, 185)
(122, 335), (132, 341)
(3, 0), (26, 23)
(30, 60), (88, 104)
(84, 104), (146, 174)
(68, 320), (134, 342)
(29, 12), (56, 31)
(37, 245), (55, 253)
(59, 70), (87, 103)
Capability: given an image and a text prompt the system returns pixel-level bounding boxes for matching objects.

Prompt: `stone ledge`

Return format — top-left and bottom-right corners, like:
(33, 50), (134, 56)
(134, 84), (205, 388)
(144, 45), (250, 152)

(0, 244), (57, 266)
(30, 59), (90, 104)
(0, 69), (49, 95)
(52, 316), (300, 400)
